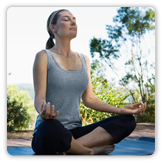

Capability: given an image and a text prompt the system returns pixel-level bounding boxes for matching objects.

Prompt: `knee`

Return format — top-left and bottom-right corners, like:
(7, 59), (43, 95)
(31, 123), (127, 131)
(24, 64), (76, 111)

(129, 115), (136, 131)
(40, 119), (72, 152)
(37, 119), (63, 135)
(38, 119), (72, 139)
(120, 114), (136, 132)
(41, 119), (62, 128)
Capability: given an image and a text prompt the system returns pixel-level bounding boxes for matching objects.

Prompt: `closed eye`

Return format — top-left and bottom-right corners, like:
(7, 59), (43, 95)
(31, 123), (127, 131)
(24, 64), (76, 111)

(62, 15), (76, 21)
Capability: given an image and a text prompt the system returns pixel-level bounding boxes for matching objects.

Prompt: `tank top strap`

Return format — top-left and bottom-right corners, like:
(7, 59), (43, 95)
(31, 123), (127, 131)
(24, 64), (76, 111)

(77, 53), (87, 69)
(44, 49), (87, 70)
(44, 49), (53, 59)
(44, 49), (50, 56)
(44, 49), (54, 70)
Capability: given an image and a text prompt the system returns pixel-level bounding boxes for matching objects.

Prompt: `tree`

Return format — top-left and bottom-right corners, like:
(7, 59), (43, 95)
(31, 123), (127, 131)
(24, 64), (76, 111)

(90, 37), (120, 76)
(115, 7), (155, 102)
(90, 7), (155, 122)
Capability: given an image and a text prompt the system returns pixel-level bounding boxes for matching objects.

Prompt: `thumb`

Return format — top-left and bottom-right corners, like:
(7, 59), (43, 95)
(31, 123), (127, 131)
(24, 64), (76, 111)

(133, 108), (141, 114)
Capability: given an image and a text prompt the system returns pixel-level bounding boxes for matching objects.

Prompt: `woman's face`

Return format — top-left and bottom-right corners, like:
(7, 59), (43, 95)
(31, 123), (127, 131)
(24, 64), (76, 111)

(52, 10), (77, 39)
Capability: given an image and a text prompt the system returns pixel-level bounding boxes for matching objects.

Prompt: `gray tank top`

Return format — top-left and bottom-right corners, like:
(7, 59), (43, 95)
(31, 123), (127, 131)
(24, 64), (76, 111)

(33, 49), (89, 134)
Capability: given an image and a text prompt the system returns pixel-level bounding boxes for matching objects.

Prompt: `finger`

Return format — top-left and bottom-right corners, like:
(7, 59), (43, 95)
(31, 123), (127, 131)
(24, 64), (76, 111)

(55, 111), (59, 118)
(139, 104), (143, 113)
(141, 103), (145, 112)
(142, 103), (147, 112)
(138, 102), (144, 113)
(132, 102), (143, 108)
(132, 108), (140, 114)
(142, 102), (146, 112)
(40, 102), (44, 112)
(51, 105), (55, 117)
(41, 101), (46, 112)
(45, 102), (50, 118)
(53, 111), (59, 118)
(143, 102), (147, 111)
(40, 101), (46, 119)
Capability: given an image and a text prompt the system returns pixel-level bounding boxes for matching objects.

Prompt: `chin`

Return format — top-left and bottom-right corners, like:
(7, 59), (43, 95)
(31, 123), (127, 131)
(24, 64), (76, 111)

(69, 33), (77, 39)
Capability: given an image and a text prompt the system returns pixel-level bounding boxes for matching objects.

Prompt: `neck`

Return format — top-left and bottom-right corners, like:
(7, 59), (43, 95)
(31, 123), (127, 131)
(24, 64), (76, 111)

(52, 38), (72, 58)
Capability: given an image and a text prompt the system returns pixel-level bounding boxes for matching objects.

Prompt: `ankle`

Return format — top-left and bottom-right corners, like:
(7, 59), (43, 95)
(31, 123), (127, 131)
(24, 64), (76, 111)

(87, 148), (94, 155)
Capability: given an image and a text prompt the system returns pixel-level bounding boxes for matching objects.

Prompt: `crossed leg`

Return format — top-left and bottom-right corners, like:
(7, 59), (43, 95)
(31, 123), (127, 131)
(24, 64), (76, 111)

(66, 127), (115, 155)
(32, 119), (114, 155)
(33, 115), (135, 155)
(76, 126), (115, 147)
(67, 114), (136, 155)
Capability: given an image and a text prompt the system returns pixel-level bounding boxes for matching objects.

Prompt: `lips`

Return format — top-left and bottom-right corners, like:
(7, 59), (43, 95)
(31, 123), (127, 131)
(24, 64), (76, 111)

(70, 27), (76, 30)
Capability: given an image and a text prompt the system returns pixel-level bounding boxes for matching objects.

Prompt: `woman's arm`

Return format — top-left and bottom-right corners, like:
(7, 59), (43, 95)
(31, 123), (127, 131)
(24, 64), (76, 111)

(82, 95), (145, 114)
(81, 55), (120, 114)
(82, 55), (146, 114)
(33, 50), (59, 119)
(33, 50), (47, 114)
(84, 96), (121, 114)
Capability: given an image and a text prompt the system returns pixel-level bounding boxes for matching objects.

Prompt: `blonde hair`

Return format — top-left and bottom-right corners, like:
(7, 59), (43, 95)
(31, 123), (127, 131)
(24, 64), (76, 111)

(46, 9), (68, 49)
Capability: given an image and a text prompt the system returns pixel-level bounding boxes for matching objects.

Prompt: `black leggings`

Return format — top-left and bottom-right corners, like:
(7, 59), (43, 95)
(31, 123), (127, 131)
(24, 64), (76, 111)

(32, 114), (136, 155)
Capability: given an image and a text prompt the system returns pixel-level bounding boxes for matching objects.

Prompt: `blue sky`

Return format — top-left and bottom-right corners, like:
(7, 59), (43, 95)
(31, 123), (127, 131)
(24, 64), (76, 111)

(7, 7), (155, 86)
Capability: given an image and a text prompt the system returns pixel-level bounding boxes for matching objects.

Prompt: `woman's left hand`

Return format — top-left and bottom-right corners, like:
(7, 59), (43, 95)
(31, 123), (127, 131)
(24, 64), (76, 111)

(119, 102), (146, 115)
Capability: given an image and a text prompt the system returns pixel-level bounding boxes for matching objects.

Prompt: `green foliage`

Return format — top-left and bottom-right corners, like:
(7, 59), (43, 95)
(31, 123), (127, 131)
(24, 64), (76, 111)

(114, 7), (155, 36)
(79, 60), (130, 125)
(7, 85), (37, 131)
(17, 84), (34, 101)
(135, 75), (155, 122)
(90, 8), (154, 60)
(89, 7), (155, 122)
(90, 37), (120, 74)
(90, 37), (120, 60)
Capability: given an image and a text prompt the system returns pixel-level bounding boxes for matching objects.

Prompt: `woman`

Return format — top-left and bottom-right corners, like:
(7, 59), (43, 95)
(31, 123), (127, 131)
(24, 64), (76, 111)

(32, 9), (146, 155)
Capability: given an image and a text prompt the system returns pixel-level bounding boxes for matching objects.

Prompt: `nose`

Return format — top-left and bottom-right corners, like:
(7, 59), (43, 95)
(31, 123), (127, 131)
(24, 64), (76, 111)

(70, 19), (76, 26)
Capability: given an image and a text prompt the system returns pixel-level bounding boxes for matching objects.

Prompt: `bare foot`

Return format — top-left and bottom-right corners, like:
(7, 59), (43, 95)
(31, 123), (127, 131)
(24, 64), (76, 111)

(55, 152), (66, 155)
(91, 144), (115, 155)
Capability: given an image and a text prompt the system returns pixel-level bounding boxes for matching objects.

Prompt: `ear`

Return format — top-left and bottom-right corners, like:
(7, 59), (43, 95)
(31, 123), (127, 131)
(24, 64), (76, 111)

(50, 24), (56, 33)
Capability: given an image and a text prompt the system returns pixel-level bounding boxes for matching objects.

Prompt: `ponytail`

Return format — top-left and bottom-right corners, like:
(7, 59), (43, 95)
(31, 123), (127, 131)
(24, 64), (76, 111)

(46, 36), (54, 49)
(46, 9), (68, 49)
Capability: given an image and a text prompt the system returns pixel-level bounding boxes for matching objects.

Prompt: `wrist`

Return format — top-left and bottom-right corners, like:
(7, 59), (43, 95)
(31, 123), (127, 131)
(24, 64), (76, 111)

(116, 107), (121, 114)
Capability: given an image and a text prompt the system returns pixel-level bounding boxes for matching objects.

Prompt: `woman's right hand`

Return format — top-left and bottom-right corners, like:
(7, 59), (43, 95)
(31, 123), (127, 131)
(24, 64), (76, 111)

(40, 100), (59, 120)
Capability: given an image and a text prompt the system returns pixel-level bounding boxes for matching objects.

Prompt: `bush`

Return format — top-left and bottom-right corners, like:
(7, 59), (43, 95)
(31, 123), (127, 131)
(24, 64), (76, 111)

(135, 76), (155, 122)
(79, 84), (130, 126)
(7, 85), (37, 131)
(79, 61), (130, 125)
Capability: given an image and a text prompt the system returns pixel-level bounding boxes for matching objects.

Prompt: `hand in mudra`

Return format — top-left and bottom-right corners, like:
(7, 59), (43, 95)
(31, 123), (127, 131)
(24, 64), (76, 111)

(40, 100), (59, 120)
(119, 102), (146, 115)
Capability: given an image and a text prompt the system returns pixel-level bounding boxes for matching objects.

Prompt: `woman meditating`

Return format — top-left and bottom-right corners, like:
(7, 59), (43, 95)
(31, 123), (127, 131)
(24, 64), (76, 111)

(32, 9), (146, 155)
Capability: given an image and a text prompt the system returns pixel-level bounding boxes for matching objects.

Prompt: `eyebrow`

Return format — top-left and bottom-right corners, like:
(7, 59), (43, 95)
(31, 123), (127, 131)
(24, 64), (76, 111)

(62, 15), (76, 19)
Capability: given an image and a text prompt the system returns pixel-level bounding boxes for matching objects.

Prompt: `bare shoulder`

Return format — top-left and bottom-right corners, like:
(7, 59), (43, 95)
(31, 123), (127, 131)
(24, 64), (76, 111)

(83, 54), (90, 61)
(35, 50), (47, 60)
(34, 50), (47, 65)
(83, 54), (90, 66)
